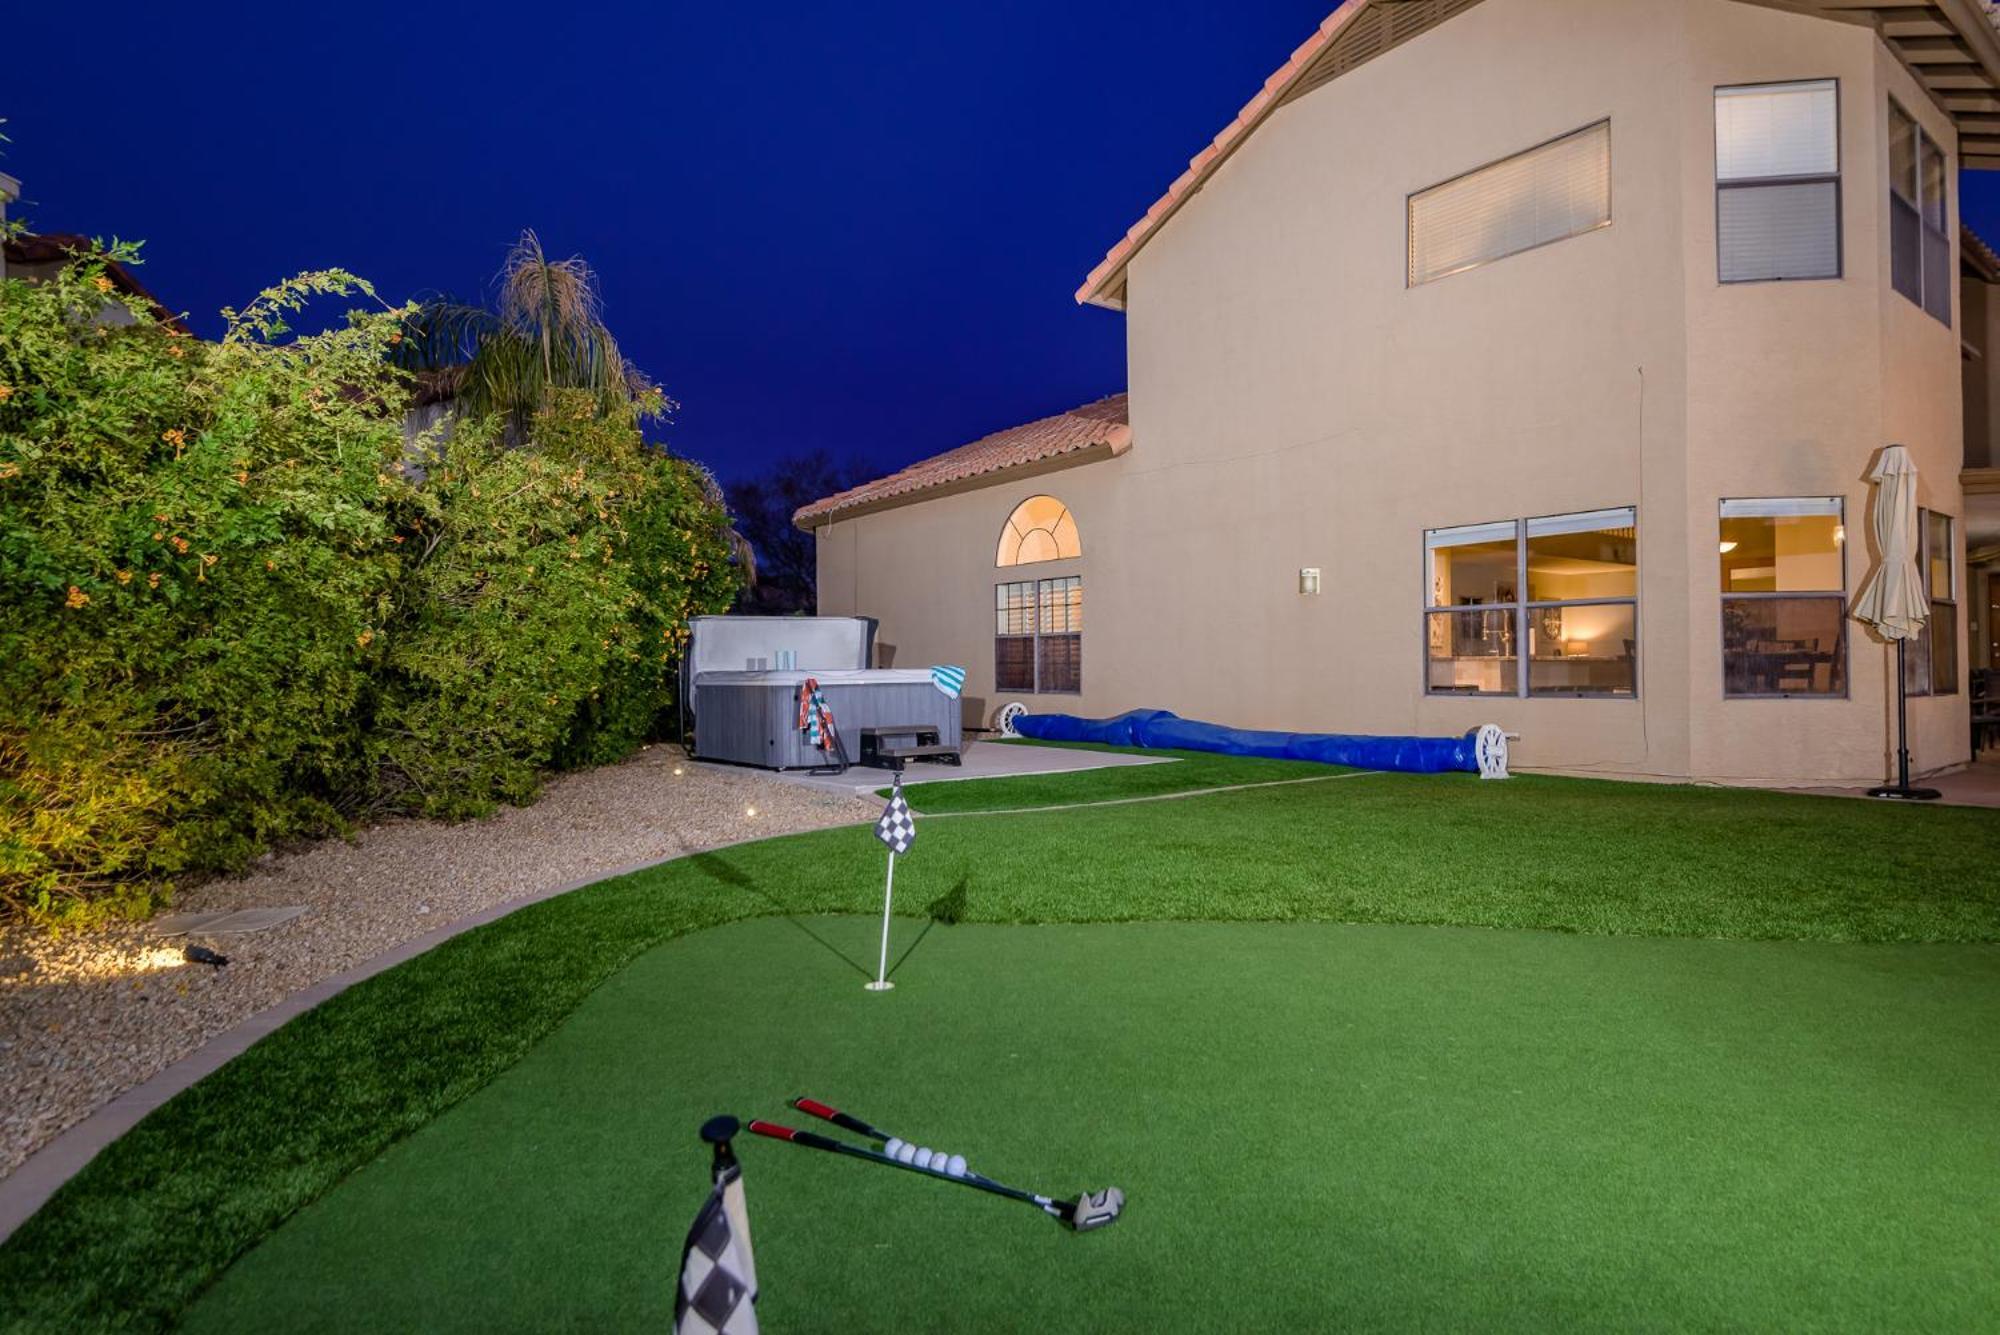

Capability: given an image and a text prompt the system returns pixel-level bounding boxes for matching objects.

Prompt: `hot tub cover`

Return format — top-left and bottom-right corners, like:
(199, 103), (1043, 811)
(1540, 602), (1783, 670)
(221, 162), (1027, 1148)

(692, 669), (940, 688)
(1012, 709), (1480, 774)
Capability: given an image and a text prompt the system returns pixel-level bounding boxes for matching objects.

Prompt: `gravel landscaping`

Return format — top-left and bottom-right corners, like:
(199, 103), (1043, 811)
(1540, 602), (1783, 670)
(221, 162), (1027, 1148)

(0, 746), (874, 1180)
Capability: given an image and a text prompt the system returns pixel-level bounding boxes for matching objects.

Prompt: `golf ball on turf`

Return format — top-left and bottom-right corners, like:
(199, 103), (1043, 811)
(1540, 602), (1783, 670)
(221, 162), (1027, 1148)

(884, 1138), (904, 1160)
(946, 1154), (967, 1178)
(896, 1142), (917, 1165)
(915, 1147), (934, 1169)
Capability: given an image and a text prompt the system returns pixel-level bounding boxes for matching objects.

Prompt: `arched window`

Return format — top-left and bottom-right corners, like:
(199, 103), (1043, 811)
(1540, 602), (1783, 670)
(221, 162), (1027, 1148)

(997, 495), (1080, 567)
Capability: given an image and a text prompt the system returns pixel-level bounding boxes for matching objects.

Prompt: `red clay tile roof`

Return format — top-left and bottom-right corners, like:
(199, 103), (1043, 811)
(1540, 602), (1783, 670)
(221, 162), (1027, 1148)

(793, 393), (1130, 529)
(1077, 0), (1369, 310)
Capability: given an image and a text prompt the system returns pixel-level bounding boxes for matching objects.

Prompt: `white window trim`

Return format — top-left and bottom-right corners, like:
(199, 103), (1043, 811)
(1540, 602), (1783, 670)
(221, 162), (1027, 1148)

(1889, 97), (1953, 327)
(1718, 495), (1849, 700)
(1714, 78), (1843, 284)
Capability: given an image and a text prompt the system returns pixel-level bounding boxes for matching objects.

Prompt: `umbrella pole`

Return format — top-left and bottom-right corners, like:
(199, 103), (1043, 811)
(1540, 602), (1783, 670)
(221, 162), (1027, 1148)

(1869, 639), (1941, 800)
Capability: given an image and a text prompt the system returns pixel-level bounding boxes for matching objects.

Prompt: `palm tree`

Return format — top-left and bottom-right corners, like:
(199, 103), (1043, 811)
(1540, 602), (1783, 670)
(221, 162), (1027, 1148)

(394, 230), (661, 432)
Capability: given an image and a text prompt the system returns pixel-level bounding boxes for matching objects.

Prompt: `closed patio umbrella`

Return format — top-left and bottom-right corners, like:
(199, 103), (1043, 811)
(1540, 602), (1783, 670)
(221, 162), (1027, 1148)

(1851, 444), (1939, 800)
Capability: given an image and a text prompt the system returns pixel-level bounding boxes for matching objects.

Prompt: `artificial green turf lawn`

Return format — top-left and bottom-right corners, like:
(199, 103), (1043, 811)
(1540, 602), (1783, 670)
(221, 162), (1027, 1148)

(5, 758), (2000, 1330)
(180, 917), (2000, 1332)
(880, 741), (1349, 812)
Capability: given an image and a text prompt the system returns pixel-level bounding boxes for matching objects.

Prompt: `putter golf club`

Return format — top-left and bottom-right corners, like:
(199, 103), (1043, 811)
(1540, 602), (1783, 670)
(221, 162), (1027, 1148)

(748, 1096), (1124, 1232)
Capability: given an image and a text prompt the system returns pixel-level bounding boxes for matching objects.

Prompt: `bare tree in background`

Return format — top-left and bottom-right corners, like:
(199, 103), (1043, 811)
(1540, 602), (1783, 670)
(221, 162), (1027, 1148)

(726, 452), (861, 614)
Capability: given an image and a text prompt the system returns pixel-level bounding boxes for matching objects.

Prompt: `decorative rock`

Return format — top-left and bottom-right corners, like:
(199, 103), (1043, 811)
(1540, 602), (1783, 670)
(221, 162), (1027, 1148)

(0, 746), (875, 1181)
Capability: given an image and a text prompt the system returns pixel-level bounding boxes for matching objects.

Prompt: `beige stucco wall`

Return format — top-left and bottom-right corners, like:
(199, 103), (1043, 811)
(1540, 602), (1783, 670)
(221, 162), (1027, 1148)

(815, 460), (1126, 730)
(820, 0), (1973, 787)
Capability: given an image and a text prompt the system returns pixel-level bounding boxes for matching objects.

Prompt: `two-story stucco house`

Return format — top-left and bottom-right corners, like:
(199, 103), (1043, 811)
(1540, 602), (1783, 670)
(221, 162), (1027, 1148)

(800, 0), (2000, 788)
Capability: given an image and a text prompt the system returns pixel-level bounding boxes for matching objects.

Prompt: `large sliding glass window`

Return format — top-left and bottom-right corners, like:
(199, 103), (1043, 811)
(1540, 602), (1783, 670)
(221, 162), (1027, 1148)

(1407, 121), (1611, 286)
(1720, 497), (1846, 697)
(1716, 79), (1841, 283)
(1425, 508), (1638, 698)
(1906, 509), (1958, 696)
(995, 577), (1081, 694)
(1889, 100), (1952, 326)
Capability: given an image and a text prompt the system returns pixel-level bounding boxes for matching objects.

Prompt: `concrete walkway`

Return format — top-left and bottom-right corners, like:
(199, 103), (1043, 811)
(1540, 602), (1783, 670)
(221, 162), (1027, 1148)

(1810, 758), (2000, 808)
(735, 736), (1171, 797)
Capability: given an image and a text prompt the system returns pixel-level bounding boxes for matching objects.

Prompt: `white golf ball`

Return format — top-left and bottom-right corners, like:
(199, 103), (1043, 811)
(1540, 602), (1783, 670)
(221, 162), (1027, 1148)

(914, 1147), (934, 1169)
(896, 1142), (917, 1165)
(946, 1154), (967, 1178)
(884, 1138), (904, 1160)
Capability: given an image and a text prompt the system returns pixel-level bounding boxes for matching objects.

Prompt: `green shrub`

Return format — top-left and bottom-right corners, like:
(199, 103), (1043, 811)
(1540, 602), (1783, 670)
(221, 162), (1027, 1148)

(367, 396), (740, 814)
(555, 451), (743, 770)
(0, 245), (743, 925)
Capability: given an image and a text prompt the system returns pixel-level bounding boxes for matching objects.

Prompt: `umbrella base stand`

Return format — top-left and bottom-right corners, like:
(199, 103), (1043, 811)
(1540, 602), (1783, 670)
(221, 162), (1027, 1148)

(1869, 640), (1940, 800)
(1866, 783), (1942, 800)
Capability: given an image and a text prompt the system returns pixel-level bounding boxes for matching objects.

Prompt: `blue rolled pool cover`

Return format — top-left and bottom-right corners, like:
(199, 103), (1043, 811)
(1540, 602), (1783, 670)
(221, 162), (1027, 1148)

(1013, 709), (1480, 774)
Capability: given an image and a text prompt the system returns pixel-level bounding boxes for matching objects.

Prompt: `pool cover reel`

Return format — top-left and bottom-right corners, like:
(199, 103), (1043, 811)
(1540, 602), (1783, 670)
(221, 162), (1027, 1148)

(1012, 709), (1501, 776)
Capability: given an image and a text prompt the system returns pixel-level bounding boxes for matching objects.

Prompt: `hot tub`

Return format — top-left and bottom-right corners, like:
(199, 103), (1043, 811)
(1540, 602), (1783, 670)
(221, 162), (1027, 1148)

(684, 617), (960, 770)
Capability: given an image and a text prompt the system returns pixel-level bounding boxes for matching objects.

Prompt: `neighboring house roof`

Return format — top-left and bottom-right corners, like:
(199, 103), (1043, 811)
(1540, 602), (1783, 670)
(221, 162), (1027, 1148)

(793, 393), (1130, 530)
(1077, 0), (2000, 310)
(1964, 221), (2000, 281)
(409, 364), (468, 408)
(3, 232), (189, 333)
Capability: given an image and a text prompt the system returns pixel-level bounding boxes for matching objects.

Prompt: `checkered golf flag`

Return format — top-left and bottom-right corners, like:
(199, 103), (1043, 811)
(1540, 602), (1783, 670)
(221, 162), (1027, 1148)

(675, 1161), (759, 1335)
(874, 777), (916, 855)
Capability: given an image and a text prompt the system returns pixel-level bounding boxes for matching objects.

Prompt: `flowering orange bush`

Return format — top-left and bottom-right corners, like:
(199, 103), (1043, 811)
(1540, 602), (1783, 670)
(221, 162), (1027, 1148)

(0, 243), (743, 924)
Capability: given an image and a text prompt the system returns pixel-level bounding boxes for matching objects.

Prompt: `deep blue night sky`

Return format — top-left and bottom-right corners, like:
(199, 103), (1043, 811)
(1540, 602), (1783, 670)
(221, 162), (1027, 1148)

(8, 2), (2000, 484)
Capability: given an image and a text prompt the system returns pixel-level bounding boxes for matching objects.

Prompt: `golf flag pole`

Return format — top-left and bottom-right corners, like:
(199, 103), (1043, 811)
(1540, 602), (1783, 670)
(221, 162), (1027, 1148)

(867, 774), (916, 993)
(870, 849), (896, 991)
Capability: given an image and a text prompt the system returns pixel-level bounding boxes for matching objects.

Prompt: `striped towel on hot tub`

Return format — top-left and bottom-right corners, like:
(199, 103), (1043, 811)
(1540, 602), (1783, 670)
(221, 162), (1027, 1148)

(930, 665), (966, 699)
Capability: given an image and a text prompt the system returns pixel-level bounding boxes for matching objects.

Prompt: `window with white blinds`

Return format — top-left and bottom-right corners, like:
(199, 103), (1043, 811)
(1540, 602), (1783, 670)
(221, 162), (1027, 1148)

(1889, 99), (1952, 326)
(1407, 121), (1610, 286)
(1715, 80), (1840, 282)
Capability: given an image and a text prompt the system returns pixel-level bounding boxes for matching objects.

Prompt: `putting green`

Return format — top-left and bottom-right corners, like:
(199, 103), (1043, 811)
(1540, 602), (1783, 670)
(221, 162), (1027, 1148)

(184, 917), (2000, 1332)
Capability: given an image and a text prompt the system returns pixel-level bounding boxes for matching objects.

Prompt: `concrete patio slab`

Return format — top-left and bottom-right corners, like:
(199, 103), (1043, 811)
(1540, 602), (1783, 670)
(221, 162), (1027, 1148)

(719, 737), (1173, 798)
(1803, 758), (2000, 809)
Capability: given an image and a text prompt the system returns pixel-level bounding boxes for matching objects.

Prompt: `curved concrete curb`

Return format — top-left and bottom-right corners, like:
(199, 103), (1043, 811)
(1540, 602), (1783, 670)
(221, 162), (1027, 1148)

(0, 763), (1382, 1242)
(0, 836), (785, 1245)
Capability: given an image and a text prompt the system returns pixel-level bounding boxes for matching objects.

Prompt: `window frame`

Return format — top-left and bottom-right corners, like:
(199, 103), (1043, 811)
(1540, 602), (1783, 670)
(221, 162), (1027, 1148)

(996, 494), (1082, 568)
(1405, 119), (1614, 288)
(1714, 78), (1843, 285)
(1888, 97), (1953, 327)
(994, 575), (1082, 696)
(1718, 495), (1849, 700)
(1907, 508), (1959, 697)
(1422, 507), (1640, 701)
